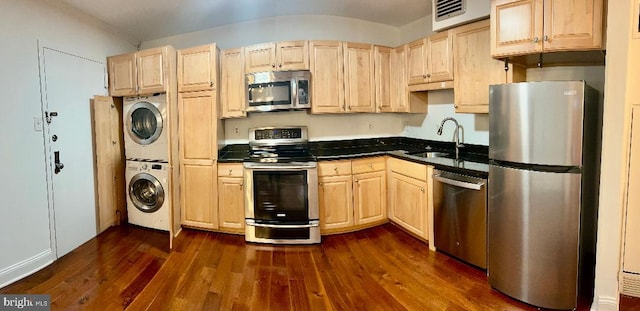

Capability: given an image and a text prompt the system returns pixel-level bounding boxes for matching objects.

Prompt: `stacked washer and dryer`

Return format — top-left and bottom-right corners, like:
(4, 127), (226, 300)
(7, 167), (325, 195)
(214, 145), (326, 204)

(124, 94), (171, 231)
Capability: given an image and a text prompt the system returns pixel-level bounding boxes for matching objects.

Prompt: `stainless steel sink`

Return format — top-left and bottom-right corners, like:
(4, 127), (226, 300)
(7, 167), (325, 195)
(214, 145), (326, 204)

(410, 151), (450, 158)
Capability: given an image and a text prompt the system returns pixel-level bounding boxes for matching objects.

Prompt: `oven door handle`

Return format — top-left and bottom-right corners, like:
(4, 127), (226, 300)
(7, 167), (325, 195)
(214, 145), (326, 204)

(246, 220), (319, 228)
(432, 174), (485, 190)
(243, 163), (317, 170)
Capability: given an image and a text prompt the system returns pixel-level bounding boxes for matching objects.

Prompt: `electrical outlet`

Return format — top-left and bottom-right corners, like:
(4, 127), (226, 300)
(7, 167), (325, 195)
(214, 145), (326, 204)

(33, 116), (43, 132)
(368, 123), (374, 130)
(234, 127), (239, 134)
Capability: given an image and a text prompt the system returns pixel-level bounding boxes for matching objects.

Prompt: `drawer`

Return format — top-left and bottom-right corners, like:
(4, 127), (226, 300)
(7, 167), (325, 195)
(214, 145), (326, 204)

(387, 157), (427, 181)
(217, 163), (244, 177)
(318, 160), (352, 176)
(352, 156), (386, 174)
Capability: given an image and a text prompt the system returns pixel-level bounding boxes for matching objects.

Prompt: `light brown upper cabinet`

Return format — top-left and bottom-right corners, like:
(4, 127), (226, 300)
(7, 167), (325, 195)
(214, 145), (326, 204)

(491, 0), (605, 57)
(244, 41), (309, 73)
(344, 42), (375, 113)
(407, 31), (454, 86)
(177, 44), (218, 92)
(453, 19), (526, 113)
(310, 41), (346, 114)
(390, 45), (427, 114)
(108, 46), (175, 97)
(221, 48), (247, 118)
(374, 46), (392, 113)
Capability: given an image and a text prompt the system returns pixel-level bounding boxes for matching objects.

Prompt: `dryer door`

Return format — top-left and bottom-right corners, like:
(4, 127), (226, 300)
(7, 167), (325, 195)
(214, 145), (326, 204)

(129, 172), (165, 213)
(126, 101), (163, 145)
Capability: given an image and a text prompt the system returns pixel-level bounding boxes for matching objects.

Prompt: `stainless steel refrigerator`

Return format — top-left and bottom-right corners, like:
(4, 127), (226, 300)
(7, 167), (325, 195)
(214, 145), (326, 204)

(488, 81), (601, 310)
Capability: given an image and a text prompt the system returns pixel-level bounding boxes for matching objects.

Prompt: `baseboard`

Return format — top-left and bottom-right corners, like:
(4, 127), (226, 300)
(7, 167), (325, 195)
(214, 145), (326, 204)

(592, 295), (618, 311)
(0, 249), (54, 289)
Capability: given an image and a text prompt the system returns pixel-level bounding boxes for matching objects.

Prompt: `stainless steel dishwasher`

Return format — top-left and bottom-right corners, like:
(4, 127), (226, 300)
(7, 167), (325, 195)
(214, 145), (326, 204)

(433, 169), (487, 269)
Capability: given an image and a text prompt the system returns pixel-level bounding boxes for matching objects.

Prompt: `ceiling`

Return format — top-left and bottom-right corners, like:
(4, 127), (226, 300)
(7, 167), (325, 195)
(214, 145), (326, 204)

(59, 0), (432, 42)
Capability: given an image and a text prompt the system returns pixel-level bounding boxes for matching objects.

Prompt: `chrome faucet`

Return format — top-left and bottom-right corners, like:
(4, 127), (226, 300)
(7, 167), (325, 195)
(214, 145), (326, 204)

(437, 117), (464, 159)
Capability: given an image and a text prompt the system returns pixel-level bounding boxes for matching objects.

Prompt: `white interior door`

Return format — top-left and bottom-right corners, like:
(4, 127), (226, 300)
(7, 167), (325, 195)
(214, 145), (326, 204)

(40, 46), (106, 258)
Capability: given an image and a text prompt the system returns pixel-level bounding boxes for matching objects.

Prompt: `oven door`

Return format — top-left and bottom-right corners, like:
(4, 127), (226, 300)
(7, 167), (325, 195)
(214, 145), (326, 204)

(244, 162), (319, 222)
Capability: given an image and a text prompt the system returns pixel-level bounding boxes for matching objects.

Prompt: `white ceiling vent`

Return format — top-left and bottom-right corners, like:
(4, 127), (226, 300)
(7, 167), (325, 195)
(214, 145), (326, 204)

(432, 0), (490, 32)
(434, 0), (466, 22)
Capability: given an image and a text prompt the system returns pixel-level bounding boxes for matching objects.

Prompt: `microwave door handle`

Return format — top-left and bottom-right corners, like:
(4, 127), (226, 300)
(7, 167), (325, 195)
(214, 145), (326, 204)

(291, 79), (298, 107)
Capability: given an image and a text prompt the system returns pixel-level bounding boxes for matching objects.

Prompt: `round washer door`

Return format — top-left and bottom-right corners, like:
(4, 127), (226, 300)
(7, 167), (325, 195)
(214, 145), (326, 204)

(127, 102), (163, 145)
(129, 172), (165, 213)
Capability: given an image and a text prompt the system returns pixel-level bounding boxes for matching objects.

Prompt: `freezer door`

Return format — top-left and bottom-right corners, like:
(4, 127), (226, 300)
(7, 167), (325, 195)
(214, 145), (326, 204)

(489, 81), (586, 166)
(488, 165), (581, 310)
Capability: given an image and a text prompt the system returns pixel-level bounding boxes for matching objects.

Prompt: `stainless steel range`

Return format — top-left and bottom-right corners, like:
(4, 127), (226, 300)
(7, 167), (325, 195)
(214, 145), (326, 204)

(243, 126), (320, 244)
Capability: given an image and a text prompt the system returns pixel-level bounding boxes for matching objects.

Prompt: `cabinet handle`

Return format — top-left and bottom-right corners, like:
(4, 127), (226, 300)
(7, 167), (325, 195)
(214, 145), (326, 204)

(422, 74), (427, 78)
(543, 35), (549, 42)
(210, 81), (214, 87)
(533, 37), (539, 43)
(228, 169), (232, 175)
(426, 73), (431, 78)
(278, 64), (282, 68)
(112, 141), (117, 145)
(272, 64), (276, 68)
(240, 183), (243, 190)
(319, 182), (323, 186)
(368, 163), (373, 168)
(420, 187), (425, 192)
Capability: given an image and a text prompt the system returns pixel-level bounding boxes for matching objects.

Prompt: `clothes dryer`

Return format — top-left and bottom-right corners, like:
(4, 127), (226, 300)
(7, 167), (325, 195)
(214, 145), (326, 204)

(123, 94), (169, 161)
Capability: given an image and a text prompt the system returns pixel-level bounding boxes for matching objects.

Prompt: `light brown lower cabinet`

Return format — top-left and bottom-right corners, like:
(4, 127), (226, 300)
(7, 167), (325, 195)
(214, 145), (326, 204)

(181, 163), (218, 229)
(217, 163), (245, 234)
(387, 157), (430, 241)
(319, 157), (387, 234)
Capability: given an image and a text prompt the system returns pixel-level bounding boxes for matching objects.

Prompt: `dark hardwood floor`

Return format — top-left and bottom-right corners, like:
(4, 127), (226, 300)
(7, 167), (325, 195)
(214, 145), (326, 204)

(1, 223), (622, 310)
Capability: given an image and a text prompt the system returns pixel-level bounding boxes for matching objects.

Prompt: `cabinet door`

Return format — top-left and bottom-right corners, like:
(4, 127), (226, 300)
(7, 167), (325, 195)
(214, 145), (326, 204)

(221, 48), (247, 118)
(374, 46), (392, 113)
(137, 47), (168, 95)
(319, 175), (354, 233)
(624, 107), (640, 273)
(427, 30), (454, 82)
(388, 172), (428, 239)
(491, 0), (544, 57)
(218, 176), (245, 233)
(407, 38), (428, 85)
(178, 44), (217, 92)
(353, 170), (386, 225)
(179, 91), (217, 163)
(181, 164), (217, 229)
(542, 0), (604, 51)
(390, 46), (410, 113)
(344, 42), (375, 113)
(454, 19), (511, 113)
(245, 43), (276, 73)
(92, 96), (125, 232)
(310, 41), (345, 114)
(276, 41), (309, 71)
(107, 53), (137, 96)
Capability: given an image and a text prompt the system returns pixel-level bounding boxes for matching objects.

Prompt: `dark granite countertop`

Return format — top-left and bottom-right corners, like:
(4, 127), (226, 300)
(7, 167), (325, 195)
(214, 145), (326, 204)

(218, 137), (489, 178)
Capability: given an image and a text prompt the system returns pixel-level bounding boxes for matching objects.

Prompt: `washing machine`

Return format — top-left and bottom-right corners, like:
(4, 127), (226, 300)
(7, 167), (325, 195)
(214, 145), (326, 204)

(126, 160), (170, 231)
(123, 93), (169, 162)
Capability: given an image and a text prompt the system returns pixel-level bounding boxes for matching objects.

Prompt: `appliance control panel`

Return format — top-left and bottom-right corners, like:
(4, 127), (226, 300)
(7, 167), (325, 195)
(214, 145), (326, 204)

(255, 128), (302, 140)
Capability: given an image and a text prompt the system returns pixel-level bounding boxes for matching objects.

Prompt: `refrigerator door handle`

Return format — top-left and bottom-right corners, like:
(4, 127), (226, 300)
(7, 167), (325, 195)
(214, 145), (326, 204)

(432, 174), (484, 190)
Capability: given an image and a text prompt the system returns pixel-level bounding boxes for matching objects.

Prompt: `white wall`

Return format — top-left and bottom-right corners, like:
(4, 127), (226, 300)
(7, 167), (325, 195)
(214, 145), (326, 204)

(142, 14), (403, 50)
(594, 0), (638, 309)
(0, 0), (133, 287)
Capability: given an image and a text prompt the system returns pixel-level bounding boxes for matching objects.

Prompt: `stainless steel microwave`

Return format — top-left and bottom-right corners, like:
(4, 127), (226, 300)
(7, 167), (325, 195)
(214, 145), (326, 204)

(246, 70), (310, 112)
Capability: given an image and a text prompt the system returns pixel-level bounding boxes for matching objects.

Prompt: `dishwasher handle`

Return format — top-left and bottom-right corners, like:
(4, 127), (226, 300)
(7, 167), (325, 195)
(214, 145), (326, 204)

(433, 173), (485, 190)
